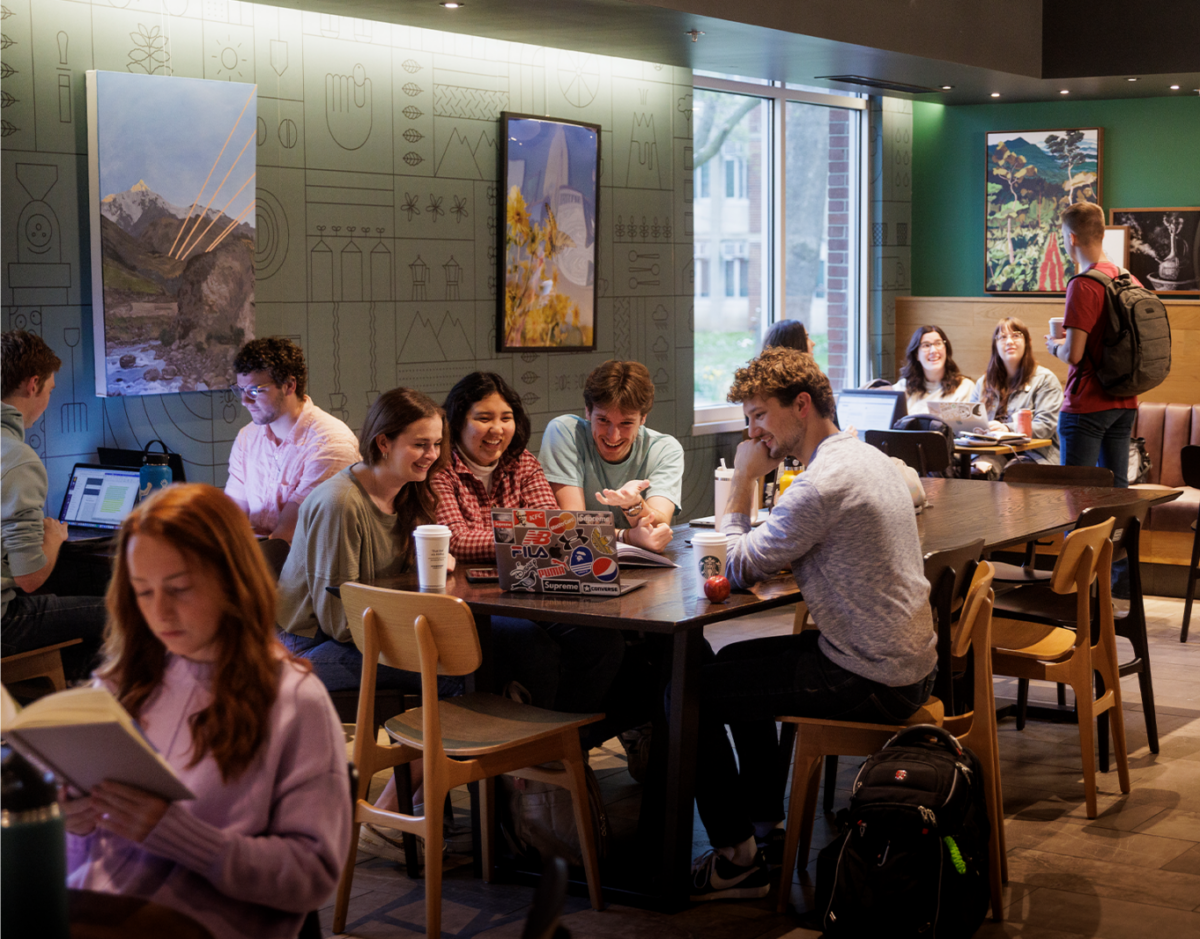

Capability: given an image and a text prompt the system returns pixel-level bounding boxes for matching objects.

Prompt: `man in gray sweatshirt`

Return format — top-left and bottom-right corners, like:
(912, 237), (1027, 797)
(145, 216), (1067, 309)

(689, 346), (937, 901)
(2, 331), (107, 680)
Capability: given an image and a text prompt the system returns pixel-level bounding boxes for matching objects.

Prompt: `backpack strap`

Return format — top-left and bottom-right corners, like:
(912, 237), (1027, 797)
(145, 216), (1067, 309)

(884, 723), (964, 758)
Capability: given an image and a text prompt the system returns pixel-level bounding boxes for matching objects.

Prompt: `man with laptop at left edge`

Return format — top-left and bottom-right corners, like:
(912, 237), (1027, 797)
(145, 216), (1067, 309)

(1, 330), (108, 681)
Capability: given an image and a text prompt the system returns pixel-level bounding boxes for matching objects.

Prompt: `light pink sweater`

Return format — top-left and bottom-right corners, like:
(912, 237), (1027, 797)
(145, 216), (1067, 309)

(67, 655), (350, 939)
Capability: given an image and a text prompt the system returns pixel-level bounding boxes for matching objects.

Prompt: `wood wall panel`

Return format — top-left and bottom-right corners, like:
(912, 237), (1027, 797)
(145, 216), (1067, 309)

(896, 297), (1200, 405)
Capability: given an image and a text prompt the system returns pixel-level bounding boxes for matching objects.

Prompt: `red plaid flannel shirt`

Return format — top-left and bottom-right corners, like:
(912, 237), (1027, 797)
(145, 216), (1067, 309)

(432, 448), (560, 563)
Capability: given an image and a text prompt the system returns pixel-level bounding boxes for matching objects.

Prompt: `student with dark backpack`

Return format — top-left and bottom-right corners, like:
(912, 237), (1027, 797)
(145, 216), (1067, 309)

(1050, 202), (1170, 489)
(816, 725), (991, 938)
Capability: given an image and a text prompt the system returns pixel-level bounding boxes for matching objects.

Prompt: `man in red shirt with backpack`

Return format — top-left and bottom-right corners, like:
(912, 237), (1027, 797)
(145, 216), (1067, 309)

(1049, 201), (1139, 487)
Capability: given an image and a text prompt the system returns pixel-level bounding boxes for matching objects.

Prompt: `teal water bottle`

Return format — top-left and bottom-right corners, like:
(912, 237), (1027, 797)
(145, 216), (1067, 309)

(1, 745), (70, 938)
(139, 439), (173, 501)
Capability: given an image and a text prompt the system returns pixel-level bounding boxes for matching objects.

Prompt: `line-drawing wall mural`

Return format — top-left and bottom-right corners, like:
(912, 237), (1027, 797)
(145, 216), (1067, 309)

(1, 1), (703, 518)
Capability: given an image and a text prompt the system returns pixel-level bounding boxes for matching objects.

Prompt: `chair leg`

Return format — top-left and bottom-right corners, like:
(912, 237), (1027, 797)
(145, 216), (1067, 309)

(479, 777), (497, 884)
(981, 761), (1004, 921)
(822, 755), (839, 814)
(1072, 671), (1099, 819)
(1015, 679), (1029, 730)
(776, 752), (821, 914)
(1099, 640), (1132, 797)
(423, 785), (445, 939)
(332, 818), (362, 934)
(562, 746), (604, 912)
(1137, 659), (1159, 755)
(1182, 529), (1199, 642)
(1056, 683), (1067, 707)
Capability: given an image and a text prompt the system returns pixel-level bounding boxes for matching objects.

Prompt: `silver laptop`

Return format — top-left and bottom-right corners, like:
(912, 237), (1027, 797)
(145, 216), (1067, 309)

(58, 463), (141, 542)
(927, 400), (992, 438)
(492, 508), (645, 597)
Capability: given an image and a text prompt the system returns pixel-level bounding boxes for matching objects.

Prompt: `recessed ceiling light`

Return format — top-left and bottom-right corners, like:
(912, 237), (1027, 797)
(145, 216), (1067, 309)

(991, 92), (1001, 98)
(941, 85), (953, 91)
(1060, 89), (1070, 95)
(441, 1), (462, 7)
(1127, 77), (1138, 82)
(1170, 84), (1181, 90)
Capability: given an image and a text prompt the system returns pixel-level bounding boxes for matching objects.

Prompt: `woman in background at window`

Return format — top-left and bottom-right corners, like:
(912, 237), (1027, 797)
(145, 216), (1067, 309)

(763, 319), (815, 354)
(969, 317), (1063, 475)
(432, 371), (624, 713)
(893, 325), (973, 414)
(63, 484), (349, 939)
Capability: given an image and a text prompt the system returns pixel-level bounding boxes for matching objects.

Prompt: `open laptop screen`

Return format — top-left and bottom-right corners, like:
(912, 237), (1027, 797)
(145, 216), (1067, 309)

(835, 389), (907, 440)
(58, 464), (141, 530)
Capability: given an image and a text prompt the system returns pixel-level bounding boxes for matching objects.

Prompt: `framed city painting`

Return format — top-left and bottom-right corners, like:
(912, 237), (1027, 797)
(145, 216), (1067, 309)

(498, 112), (599, 352)
(985, 128), (1103, 294)
(87, 70), (256, 396)
(1110, 207), (1200, 294)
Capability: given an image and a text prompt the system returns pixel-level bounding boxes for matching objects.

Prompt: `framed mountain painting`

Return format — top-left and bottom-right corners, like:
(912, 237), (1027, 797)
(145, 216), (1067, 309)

(86, 71), (256, 396)
(985, 128), (1102, 294)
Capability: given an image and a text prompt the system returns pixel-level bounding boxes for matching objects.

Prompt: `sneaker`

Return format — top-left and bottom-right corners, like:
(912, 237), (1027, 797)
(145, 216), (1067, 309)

(357, 823), (424, 865)
(689, 848), (771, 901)
(618, 722), (653, 783)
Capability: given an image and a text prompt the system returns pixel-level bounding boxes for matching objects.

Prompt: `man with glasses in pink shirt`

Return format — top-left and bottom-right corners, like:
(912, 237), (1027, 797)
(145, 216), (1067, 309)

(226, 338), (360, 543)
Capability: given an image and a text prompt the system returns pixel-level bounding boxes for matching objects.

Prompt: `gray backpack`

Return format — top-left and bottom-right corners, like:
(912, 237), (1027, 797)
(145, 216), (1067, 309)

(1070, 267), (1171, 397)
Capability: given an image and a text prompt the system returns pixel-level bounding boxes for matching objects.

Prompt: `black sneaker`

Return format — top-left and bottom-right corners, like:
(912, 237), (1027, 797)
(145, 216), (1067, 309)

(689, 849), (771, 901)
(758, 827), (787, 868)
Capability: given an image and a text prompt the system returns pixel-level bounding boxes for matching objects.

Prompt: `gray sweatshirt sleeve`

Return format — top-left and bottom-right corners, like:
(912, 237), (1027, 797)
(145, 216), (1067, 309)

(721, 477), (828, 590)
(2, 459), (49, 576)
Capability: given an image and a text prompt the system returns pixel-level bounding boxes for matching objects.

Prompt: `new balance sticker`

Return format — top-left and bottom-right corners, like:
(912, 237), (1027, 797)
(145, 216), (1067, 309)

(592, 556), (619, 582)
(569, 547), (594, 575)
(519, 529), (553, 546)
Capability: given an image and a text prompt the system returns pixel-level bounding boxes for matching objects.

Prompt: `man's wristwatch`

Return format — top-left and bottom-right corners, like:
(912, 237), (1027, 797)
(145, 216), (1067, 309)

(623, 499), (646, 519)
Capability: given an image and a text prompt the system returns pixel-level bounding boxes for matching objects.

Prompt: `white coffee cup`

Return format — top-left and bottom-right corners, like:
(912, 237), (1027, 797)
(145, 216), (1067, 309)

(713, 462), (734, 529)
(413, 524), (452, 590)
(692, 531), (728, 584)
(1049, 317), (1065, 340)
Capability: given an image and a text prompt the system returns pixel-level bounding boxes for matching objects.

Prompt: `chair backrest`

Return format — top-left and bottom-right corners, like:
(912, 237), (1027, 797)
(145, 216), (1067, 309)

(923, 538), (984, 713)
(952, 561), (995, 663)
(1050, 517), (1115, 596)
(340, 583), (481, 677)
(1182, 445), (1200, 489)
(1003, 462), (1114, 486)
(1074, 498), (1150, 567)
(865, 429), (952, 476)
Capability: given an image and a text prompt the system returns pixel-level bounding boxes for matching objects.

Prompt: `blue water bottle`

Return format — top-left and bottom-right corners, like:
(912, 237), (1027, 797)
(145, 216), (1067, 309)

(2, 745), (70, 938)
(139, 439), (173, 502)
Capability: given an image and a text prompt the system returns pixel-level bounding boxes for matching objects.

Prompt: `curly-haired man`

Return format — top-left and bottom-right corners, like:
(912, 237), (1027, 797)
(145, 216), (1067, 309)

(227, 337), (359, 542)
(687, 346), (937, 900)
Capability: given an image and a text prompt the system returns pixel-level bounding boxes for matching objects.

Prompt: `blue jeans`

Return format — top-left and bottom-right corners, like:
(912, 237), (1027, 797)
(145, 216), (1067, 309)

(277, 627), (464, 697)
(2, 593), (109, 682)
(692, 631), (936, 849)
(491, 616), (625, 713)
(1059, 409), (1137, 488)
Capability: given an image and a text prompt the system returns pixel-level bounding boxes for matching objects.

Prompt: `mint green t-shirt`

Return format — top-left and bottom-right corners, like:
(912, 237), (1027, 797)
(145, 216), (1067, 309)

(538, 414), (683, 528)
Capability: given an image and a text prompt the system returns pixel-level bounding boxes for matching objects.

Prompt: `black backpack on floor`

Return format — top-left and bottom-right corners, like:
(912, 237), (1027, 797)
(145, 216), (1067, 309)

(816, 725), (991, 939)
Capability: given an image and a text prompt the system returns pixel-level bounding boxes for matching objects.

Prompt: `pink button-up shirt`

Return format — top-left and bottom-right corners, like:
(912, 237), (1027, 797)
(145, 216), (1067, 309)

(225, 397), (360, 535)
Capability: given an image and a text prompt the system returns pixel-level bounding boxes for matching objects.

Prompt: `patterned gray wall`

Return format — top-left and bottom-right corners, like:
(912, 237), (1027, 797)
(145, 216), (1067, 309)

(1, 0), (722, 520)
(868, 96), (912, 381)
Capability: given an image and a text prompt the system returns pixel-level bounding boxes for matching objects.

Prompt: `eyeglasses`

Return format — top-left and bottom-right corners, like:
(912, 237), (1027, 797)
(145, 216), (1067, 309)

(235, 382), (273, 401)
(919, 339), (945, 351)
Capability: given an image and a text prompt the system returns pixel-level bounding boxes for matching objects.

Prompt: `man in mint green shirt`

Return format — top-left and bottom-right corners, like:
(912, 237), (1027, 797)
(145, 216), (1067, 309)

(539, 360), (682, 554)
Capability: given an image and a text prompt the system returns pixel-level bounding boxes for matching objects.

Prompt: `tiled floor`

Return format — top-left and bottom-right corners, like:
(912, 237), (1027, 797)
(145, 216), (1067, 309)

(326, 595), (1200, 938)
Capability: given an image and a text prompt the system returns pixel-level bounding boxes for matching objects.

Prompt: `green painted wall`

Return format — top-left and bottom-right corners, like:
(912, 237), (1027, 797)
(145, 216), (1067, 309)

(912, 96), (1200, 297)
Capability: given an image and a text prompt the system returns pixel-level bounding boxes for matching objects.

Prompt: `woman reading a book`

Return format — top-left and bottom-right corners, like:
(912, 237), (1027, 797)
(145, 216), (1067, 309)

(432, 371), (624, 713)
(968, 317), (1064, 476)
(61, 484), (350, 939)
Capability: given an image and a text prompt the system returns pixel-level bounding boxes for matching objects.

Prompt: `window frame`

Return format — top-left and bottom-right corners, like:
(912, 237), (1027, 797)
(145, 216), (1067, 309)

(691, 76), (868, 435)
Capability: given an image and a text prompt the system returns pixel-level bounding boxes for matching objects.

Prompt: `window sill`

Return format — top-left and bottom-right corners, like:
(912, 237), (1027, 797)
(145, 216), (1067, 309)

(692, 417), (746, 436)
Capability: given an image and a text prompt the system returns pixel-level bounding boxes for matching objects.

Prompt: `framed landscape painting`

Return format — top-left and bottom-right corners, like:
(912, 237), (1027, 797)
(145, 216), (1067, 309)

(1110, 207), (1200, 294)
(87, 71), (256, 395)
(985, 128), (1102, 294)
(498, 112), (599, 352)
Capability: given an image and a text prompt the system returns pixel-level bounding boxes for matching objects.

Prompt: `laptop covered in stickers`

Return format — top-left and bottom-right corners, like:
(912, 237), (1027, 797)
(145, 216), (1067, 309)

(491, 508), (646, 597)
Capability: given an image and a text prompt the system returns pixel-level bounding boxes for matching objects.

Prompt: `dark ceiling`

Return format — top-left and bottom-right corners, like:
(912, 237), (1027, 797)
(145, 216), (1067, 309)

(266, 0), (1200, 105)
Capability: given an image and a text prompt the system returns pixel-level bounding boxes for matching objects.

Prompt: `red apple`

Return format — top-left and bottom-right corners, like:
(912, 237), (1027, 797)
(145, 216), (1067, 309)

(704, 575), (731, 603)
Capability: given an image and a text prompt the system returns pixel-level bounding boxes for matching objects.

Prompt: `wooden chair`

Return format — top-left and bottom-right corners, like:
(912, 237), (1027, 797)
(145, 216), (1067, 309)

(1180, 445), (1200, 643)
(995, 463), (1114, 584)
(331, 583), (604, 939)
(990, 518), (1130, 819)
(775, 564), (1004, 921)
(864, 429), (953, 477)
(993, 500), (1157, 768)
(1, 638), (82, 697)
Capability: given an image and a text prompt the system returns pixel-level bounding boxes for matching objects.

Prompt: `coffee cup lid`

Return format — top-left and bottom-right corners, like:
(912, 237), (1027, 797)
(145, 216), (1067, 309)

(414, 524), (452, 536)
(693, 530), (728, 544)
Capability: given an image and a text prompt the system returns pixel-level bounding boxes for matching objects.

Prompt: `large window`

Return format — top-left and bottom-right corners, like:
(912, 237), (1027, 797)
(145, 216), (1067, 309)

(692, 78), (866, 432)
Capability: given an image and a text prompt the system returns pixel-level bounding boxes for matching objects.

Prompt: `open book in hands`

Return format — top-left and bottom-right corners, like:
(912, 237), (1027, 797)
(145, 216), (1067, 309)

(1, 685), (194, 801)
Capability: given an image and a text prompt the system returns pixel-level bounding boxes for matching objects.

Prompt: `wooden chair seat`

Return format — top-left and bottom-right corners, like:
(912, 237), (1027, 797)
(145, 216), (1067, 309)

(990, 618), (1077, 662)
(384, 693), (600, 754)
(1, 638), (82, 694)
(779, 698), (945, 745)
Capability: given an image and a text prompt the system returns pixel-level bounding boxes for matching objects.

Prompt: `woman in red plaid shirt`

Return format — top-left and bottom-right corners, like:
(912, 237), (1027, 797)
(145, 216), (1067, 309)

(432, 372), (624, 714)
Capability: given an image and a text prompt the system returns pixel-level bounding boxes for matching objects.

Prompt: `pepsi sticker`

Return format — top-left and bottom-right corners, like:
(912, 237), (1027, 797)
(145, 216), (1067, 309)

(592, 556), (619, 582)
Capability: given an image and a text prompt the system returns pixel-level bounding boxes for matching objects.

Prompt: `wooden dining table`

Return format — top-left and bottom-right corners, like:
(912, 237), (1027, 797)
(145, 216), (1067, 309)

(360, 477), (1181, 907)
